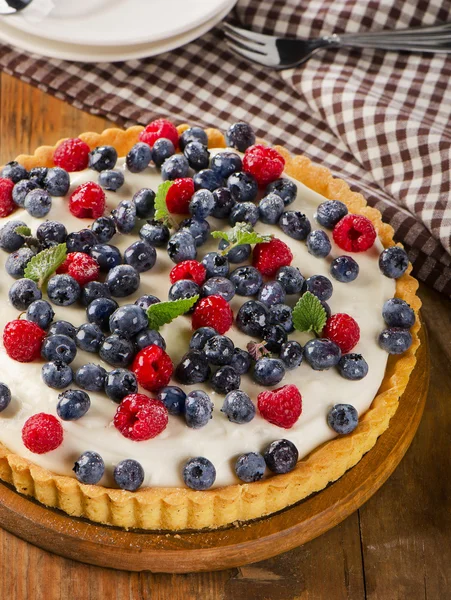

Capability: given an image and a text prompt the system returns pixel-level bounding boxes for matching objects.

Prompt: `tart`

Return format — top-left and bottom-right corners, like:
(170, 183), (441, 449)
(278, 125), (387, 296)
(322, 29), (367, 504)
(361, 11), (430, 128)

(0, 121), (420, 531)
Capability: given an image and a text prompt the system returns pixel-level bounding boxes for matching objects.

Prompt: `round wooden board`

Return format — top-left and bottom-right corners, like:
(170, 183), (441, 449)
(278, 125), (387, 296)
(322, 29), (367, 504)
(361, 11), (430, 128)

(0, 324), (429, 573)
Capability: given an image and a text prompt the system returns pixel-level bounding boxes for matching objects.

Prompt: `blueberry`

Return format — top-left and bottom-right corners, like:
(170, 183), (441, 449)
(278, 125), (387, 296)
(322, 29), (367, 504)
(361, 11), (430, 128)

(75, 363), (107, 392)
(230, 348), (252, 375)
(73, 451), (104, 484)
(104, 368), (138, 403)
(201, 252), (229, 278)
(0, 220), (27, 252)
(315, 200), (348, 228)
(306, 230), (331, 258)
(26, 299), (54, 329)
(66, 229), (98, 254)
(221, 390), (255, 424)
(184, 141), (210, 171)
(90, 244), (122, 272)
(29, 167), (48, 187)
(321, 300), (332, 319)
(0, 383), (11, 413)
(279, 211), (312, 240)
(109, 304), (148, 337)
(280, 341), (303, 369)
(161, 154), (189, 180)
(134, 329), (166, 351)
(41, 361), (73, 390)
(169, 279), (200, 304)
(382, 298), (415, 329)
(189, 327), (218, 351)
(229, 266), (263, 296)
(57, 389), (90, 421)
(99, 333), (135, 367)
(88, 145), (118, 172)
(304, 275), (333, 302)
(124, 240), (156, 272)
(80, 281), (111, 306)
(269, 303), (294, 333)
(151, 138), (175, 168)
(211, 151), (242, 178)
(235, 452), (266, 482)
(36, 220), (67, 248)
(211, 365), (240, 394)
(218, 239), (251, 263)
(225, 122), (256, 151)
(237, 300), (269, 337)
(133, 188), (155, 219)
(262, 324), (287, 352)
(378, 328), (412, 354)
(264, 439), (298, 474)
(276, 266), (304, 295)
(379, 246), (409, 279)
(105, 265), (140, 297)
(139, 220), (170, 248)
(42, 334), (77, 364)
(175, 350), (211, 384)
(135, 294), (160, 310)
(254, 357), (286, 386)
(204, 334), (234, 365)
(304, 338), (341, 370)
(98, 169), (124, 192)
(183, 456), (216, 490)
(189, 189), (215, 219)
(193, 169), (222, 192)
(114, 459), (144, 491)
(112, 200), (136, 234)
(87, 297), (119, 331)
(2, 161), (28, 183)
(229, 201), (259, 227)
(48, 320), (76, 339)
(227, 171), (258, 202)
(126, 142), (152, 173)
(91, 216), (116, 244)
(44, 167), (70, 196)
(258, 193), (284, 225)
(9, 279), (42, 310)
(266, 178), (297, 206)
(47, 274), (80, 306)
(185, 390), (213, 428)
(211, 187), (235, 218)
(6, 247), (35, 279)
(75, 322), (105, 353)
(330, 255), (359, 283)
(202, 276), (235, 302)
(258, 281), (286, 307)
(13, 179), (38, 207)
(157, 386), (186, 415)
(327, 404), (359, 434)
(179, 126), (208, 150)
(337, 353), (368, 380)
(167, 230), (197, 263)
(179, 217), (210, 247)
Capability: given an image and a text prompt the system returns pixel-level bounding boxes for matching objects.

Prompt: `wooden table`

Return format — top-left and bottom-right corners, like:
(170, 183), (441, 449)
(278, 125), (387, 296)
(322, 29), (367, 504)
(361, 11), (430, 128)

(0, 74), (450, 600)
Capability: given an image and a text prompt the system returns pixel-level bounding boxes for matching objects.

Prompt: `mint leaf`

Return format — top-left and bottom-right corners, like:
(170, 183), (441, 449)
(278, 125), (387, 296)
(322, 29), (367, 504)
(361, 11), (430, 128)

(15, 226), (32, 237)
(292, 292), (327, 335)
(247, 340), (271, 360)
(24, 243), (67, 290)
(147, 295), (199, 330)
(154, 180), (175, 227)
(212, 222), (273, 255)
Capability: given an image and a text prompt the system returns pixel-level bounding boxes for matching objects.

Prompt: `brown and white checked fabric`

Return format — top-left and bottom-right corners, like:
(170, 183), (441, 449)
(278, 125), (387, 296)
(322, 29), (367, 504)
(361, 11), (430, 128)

(0, 0), (450, 294)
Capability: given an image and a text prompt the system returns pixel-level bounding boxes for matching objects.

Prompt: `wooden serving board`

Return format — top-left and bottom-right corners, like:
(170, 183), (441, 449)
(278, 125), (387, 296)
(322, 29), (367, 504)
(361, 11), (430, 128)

(0, 325), (429, 573)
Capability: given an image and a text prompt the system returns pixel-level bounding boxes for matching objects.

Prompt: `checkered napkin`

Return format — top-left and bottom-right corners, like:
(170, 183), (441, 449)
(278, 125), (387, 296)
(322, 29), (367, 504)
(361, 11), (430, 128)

(0, 0), (450, 294)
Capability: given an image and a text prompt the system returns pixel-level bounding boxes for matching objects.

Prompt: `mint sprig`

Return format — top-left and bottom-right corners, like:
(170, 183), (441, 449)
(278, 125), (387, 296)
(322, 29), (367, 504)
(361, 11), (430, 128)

(147, 295), (199, 330)
(24, 242), (67, 290)
(15, 226), (32, 237)
(292, 292), (327, 335)
(212, 222), (273, 255)
(154, 180), (175, 227)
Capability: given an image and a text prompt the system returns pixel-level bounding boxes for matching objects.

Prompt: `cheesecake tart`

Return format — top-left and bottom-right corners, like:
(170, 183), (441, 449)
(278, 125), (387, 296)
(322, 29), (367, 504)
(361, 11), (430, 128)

(0, 121), (421, 531)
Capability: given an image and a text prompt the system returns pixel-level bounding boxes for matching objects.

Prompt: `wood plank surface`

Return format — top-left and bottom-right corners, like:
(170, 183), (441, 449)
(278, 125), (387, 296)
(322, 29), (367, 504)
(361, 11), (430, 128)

(0, 73), (450, 599)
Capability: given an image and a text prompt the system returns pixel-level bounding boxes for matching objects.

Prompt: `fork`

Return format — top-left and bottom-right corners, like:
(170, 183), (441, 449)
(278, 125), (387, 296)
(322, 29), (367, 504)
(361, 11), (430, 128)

(224, 22), (451, 69)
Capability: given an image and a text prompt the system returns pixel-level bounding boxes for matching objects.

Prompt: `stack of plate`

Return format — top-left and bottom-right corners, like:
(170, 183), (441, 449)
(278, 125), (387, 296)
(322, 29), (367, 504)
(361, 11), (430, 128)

(0, 0), (237, 62)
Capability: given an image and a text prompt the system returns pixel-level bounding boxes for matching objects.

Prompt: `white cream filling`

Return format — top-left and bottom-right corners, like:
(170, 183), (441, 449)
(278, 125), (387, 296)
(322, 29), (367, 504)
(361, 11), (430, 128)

(0, 152), (395, 488)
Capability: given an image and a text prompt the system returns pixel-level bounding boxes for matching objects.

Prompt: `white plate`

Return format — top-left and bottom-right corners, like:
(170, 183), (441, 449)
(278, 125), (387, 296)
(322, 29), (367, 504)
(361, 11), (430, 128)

(0, 1), (235, 62)
(2, 0), (233, 47)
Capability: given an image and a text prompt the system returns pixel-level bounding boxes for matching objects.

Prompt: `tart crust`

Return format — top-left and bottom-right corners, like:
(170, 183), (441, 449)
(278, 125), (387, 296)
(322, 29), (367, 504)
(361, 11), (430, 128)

(0, 125), (421, 531)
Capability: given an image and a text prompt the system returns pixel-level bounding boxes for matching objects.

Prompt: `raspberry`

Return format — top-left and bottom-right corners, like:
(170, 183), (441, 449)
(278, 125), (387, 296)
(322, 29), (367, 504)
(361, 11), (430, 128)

(57, 252), (100, 286)
(3, 319), (46, 362)
(333, 214), (376, 252)
(166, 178), (195, 214)
(192, 295), (233, 335)
(257, 384), (302, 429)
(170, 260), (206, 285)
(253, 238), (293, 277)
(242, 144), (285, 186)
(323, 313), (360, 353)
(69, 182), (106, 219)
(113, 393), (168, 441)
(139, 118), (179, 148)
(53, 138), (90, 172)
(132, 345), (173, 392)
(0, 178), (15, 217)
(22, 413), (63, 454)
